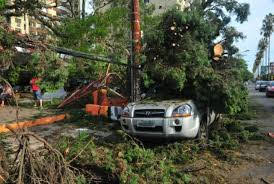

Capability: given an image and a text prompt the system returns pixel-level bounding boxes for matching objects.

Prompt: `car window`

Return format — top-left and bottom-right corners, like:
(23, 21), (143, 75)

(261, 81), (267, 85)
(256, 81), (261, 85)
(269, 82), (274, 86)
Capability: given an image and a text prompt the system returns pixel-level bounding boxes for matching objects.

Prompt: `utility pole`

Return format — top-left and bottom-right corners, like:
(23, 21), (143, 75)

(81, 0), (86, 19)
(130, 0), (142, 102)
(263, 47), (268, 80)
(268, 36), (271, 80)
(258, 61), (263, 80)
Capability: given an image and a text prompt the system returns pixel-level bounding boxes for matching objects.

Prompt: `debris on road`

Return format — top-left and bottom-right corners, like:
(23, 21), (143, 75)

(61, 128), (113, 139)
(0, 114), (70, 133)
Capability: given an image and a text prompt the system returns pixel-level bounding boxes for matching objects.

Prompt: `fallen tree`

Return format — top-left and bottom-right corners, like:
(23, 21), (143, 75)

(142, 1), (251, 115)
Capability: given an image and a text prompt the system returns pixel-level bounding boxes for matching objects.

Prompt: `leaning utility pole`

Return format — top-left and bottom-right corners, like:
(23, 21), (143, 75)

(130, 0), (142, 102)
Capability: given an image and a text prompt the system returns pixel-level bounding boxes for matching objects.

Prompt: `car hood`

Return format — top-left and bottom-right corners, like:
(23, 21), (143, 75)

(128, 99), (192, 110)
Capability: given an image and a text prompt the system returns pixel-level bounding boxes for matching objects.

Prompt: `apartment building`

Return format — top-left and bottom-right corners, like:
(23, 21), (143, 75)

(144, 0), (189, 15)
(57, 0), (81, 18)
(8, 0), (57, 36)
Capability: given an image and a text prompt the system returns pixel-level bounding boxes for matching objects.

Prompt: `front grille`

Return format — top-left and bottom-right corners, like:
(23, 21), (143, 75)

(134, 125), (163, 132)
(175, 126), (182, 132)
(134, 109), (165, 118)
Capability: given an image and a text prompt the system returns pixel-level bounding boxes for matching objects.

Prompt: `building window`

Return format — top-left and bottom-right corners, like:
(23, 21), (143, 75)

(144, 0), (149, 3)
(15, 18), (21, 27)
(29, 21), (36, 27)
(15, 28), (21, 33)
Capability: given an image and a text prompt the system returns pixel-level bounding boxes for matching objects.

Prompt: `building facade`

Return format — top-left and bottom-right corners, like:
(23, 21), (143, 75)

(145, 0), (189, 15)
(8, 0), (57, 36)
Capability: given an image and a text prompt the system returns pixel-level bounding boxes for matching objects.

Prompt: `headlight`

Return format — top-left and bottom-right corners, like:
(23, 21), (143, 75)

(172, 104), (192, 117)
(121, 107), (130, 117)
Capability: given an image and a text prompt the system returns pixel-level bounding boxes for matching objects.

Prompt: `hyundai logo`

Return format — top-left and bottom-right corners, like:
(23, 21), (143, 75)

(145, 111), (151, 116)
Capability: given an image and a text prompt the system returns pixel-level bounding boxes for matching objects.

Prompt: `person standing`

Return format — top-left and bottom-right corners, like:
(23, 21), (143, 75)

(30, 77), (43, 109)
(0, 84), (12, 107)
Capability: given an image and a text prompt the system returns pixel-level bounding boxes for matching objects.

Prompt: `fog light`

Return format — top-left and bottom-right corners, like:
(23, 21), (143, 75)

(175, 119), (180, 125)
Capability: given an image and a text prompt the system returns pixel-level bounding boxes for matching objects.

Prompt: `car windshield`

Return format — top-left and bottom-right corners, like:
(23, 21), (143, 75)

(256, 81), (262, 85)
(261, 81), (268, 85)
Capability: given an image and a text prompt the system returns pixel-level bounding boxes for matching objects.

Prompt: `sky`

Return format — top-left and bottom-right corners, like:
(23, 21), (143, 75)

(231, 0), (274, 72)
(85, 0), (93, 14)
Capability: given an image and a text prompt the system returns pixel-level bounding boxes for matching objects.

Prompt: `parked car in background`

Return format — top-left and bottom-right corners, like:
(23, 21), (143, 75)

(255, 81), (262, 90)
(259, 81), (269, 92)
(266, 81), (274, 97)
(120, 99), (215, 140)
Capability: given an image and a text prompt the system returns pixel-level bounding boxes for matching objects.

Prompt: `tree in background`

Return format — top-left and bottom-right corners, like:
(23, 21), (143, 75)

(253, 13), (274, 76)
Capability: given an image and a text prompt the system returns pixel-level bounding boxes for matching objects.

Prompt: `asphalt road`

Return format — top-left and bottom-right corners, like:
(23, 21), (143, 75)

(248, 83), (274, 133)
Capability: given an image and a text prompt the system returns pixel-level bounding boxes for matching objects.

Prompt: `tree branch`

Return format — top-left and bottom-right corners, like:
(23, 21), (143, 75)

(33, 15), (65, 38)
(94, 0), (116, 13)
(202, 0), (214, 10)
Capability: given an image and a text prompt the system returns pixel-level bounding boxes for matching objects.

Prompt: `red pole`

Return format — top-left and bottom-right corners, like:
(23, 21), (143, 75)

(131, 0), (141, 101)
(132, 0), (142, 54)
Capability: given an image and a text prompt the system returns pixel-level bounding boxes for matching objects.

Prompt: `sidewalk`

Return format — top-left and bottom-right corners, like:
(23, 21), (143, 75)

(0, 106), (57, 124)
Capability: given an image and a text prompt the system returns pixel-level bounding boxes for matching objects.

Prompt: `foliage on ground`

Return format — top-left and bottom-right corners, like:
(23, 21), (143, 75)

(53, 117), (262, 184)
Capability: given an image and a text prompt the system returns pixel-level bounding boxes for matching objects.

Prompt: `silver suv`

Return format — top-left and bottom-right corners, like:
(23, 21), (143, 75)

(120, 100), (215, 139)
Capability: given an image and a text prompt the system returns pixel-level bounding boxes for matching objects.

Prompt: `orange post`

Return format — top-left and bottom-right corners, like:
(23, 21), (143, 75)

(92, 90), (99, 105)
(0, 114), (69, 133)
(86, 104), (100, 116)
(86, 104), (108, 118)
(98, 89), (109, 106)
